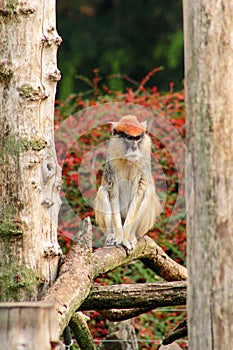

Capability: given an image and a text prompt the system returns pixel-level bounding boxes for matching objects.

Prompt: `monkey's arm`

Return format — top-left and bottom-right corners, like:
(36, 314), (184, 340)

(95, 162), (124, 246)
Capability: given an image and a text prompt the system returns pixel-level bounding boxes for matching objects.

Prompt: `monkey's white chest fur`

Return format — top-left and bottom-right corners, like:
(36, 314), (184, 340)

(95, 157), (161, 254)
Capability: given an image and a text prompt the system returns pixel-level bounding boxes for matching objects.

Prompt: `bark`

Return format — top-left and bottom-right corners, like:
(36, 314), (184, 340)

(80, 281), (186, 311)
(0, 0), (188, 346)
(0, 0), (62, 300)
(183, 0), (233, 349)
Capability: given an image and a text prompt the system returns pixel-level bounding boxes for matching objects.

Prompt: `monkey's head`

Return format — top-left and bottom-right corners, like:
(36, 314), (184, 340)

(112, 115), (147, 161)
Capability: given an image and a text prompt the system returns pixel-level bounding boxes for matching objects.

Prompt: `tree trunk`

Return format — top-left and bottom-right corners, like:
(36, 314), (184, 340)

(183, 0), (233, 348)
(0, 0), (62, 300)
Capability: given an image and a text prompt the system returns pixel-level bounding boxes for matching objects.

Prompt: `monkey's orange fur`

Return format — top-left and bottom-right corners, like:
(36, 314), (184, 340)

(113, 115), (147, 136)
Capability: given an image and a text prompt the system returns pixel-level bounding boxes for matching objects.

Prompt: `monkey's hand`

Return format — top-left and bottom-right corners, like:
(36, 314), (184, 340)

(121, 231), (137, 255)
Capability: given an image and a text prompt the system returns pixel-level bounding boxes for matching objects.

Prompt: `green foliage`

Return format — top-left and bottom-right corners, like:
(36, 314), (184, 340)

(56, 0), (183, 99)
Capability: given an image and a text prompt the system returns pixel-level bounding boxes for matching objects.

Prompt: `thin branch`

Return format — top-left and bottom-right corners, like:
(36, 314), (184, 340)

(99, 308), (153, 322)
(162, 318), (188, 345)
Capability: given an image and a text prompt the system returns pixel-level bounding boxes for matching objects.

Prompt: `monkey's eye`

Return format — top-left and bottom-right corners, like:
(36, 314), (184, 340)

(118, 131), (144, 141)
(126, 134), (143, 142)
(132, 135), (142, 141)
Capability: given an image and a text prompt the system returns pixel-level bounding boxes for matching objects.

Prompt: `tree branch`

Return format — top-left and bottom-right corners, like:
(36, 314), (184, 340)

(162, 318), (188, 345)
(79, 281), (186, 311)
(99, 308), (153, 322)
(44, 219), (187, 335)
(44, 217), (93, 332)
(92, 236), (187, 281)
(69, 312), (97, 350)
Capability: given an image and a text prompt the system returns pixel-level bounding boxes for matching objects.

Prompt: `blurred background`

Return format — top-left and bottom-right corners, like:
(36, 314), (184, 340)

(56, 3), (187, 348)
(56, 0), (184, 100)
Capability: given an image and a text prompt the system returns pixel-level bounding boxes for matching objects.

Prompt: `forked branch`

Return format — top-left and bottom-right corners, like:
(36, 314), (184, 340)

(44, 219), (187, 334)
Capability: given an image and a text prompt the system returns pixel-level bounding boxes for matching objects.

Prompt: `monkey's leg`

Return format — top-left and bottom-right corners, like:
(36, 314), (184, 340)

(122, 189), (145, 253)
(127, 184), (162, 247)
(95, 186), (113, 237)
(134, 184), (162, 239)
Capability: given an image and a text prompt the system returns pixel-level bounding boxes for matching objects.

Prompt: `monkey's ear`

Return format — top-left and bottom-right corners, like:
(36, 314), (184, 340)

(141, 121), (147, 130)
(109, 121), (117, 135)
(109, 121), (117, 127)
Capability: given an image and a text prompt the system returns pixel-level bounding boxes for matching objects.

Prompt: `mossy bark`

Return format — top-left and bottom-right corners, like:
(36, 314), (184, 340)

(0, 0), (62, 301)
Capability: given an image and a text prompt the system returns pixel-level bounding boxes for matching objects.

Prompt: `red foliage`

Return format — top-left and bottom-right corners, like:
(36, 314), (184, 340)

(55, 69), (187, 348)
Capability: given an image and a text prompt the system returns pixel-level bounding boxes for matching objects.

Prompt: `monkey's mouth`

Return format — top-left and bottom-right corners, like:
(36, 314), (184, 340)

(124, 151), (142, 161)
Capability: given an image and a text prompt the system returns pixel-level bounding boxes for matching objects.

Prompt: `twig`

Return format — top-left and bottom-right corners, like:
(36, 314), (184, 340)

(162, 318), (188, 345)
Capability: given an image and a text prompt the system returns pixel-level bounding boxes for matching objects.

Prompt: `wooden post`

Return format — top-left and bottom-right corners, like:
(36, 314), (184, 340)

(0, 302), (59, 349)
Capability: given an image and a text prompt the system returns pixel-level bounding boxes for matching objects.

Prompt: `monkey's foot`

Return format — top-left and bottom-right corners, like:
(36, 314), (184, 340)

(129, 237), (137, 250)
(120, 238), (137, 255)
(105, 235), (136, 255)
(105, 233), (116, 246)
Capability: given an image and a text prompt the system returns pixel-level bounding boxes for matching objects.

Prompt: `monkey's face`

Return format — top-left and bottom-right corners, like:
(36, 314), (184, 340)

(117, 131), (144, 161)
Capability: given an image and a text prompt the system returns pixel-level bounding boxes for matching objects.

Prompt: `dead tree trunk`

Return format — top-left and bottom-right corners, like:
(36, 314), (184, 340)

(0, 0), (62, 300)
(183, 0), (233, 348)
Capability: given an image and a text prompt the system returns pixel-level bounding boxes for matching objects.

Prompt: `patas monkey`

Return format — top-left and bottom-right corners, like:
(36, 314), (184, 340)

(95, 115), (162, 254)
